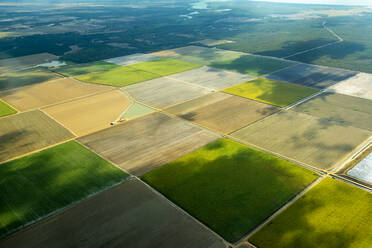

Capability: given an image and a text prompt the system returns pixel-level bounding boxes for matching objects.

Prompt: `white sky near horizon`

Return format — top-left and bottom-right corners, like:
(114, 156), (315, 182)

(252, 0), (372, 6)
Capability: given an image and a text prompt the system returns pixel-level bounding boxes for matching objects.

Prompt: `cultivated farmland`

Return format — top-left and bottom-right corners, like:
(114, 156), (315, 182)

(0, 179), (226, 248)
(0, 68), (60, 91)
(223, 78), (319, 107)
(53, 61), (119, 77)
(123, 77), (213, 109)
(0, 100), (16, 117)
(0, 141), (128, 238)
(78, 112), (220, 176)
(0, 53), (58, 73)
(42, 90), (130, 136)
(210, 55), (296, 76)
(75, 66), (159, 87)
(168, 66), (254, 90)
(266, 63), (357, 89)
(328, 72), (372, 100)
(232, 110), (372, 170)
(166, 92), (278, 134)
(0, 110), (74, 163)
(0, 78), (111, 111)
(249, 178), (372, 248)
(120, 102), (154, 120)
(292, 92), (372, 131)
(104, 53), (159, 66)
(151, 46), (244, 66)
(142, 138), (319, 243)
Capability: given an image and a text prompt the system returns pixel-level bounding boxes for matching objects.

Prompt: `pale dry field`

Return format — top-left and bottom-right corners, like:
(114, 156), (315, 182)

(168, 66), (254, 90)
(0, 110), (74, 163)
(104, 53), (159, 66)
(78, 112), (220, 176)
(0, 53), (58, 73)
(0, 179), (226, 248)
(292, 92), (372, 131)
(166, 92), (278, 134)
(0, 78), (111, 111)
(123, 77), (213, 109)
(42, 90), (130, 137)
(232, 110), (371, 170)
(328, 72), (372, 100)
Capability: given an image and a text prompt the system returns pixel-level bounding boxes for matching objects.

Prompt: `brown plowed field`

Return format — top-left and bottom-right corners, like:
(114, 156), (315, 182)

(42, 90), (130, 137)
(78, 112), (220, 176)
(0, 179), (226, 248)
(0, 78), (110, 111)
(166, 92), (278, 134)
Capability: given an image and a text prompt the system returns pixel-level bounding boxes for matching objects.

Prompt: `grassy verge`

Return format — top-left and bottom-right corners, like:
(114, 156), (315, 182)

(142, 138), (318, 242)
(0, 141), (128, 238)
(249, 177), (372, 248)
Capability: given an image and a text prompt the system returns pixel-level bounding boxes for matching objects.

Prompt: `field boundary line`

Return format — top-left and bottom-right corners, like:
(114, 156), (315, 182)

(41, 109), (79, 137)
(238, 176), (325, 245)
(0, 177), (131, 241)
(329, 136), (372, 172)
(284, 89), (325, 110)
(282, 21), (343, 59)
(336, 142), (372, 175)
(330, 174), (372, 192)
(138, 177), (231, 247)
(0, 138), (75, 165)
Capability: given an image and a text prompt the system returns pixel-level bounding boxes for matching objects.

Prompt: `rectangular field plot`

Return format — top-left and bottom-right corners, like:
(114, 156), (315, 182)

(232, 110), (371, 170)
(166, 92), (278, 134)
(0, 100), (16, 117)
(43, 90), (130, 137)
(0, 78), (111, 111)
(0, 141), (128, 239)
(104, 53), (159, 66)
(78, 112), (220, 176)
(53, 61), (119, 77)
(168, 66), (254, 90)
(124, 77), (213, 109)
(0, 179), (226, 248)
(130, 58), (201, 76)
(328, 72), (372, 100)
(151, 46), (244, 66)
(249, 178), (372, 248)
(266, 63), (357, 89)
(75, 66), (160, 87)
(0, 68), (60, 91)
(142, 138), (318, 243)
(0, 53), (58, 73)
(224, 78), (319, 107)
(0, 110), (74, 163)
(292, 92), (372, 131)
(210, 54), (296, 76)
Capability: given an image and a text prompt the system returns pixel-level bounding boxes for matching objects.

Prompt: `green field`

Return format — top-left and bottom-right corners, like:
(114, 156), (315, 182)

(0, 100), (16, 117)
(130, 58), (201, 76)
(142, 138), (318, 242)
(53, 61), (119, 77)
(223, 78), (319, 107)
(76, 66), (160, 87)
(76, 58), (200, 87)
(210, 55), (295, 76)
(0, 68), (59, 91)
(0, 141), (128, 238)
(250, 178), (372, 248)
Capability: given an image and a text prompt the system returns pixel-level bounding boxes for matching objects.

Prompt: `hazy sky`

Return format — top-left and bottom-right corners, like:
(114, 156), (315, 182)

(253, 0), (372, 6)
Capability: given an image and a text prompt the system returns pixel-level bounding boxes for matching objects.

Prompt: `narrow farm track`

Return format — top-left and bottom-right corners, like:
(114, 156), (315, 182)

(283, 21), (343, 59)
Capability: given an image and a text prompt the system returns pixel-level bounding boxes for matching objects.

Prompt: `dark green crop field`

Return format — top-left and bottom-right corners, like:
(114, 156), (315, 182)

(53, 61), (119, 77)
(0, 141), (128, 238)
(142, 138), (318, 243)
